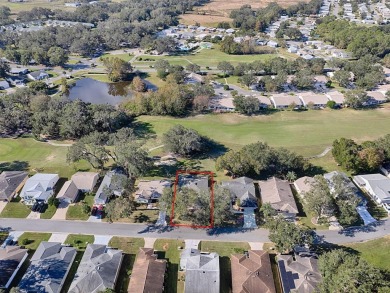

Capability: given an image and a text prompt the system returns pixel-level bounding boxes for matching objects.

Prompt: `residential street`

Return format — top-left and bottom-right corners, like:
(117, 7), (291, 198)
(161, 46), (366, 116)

(1, 218), (389, 245)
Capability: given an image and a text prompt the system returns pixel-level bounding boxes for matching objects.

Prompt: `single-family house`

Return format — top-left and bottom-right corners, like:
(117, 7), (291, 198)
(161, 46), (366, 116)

(70, 172), (99, 192)
(209, 97), (235, 112)
(128, 248), (166, 293)
(68, 244), (123, 293)
(9, 67), (28, 75)
(20, 173), (59, 205)
(221, 177), (257, 210)
(367, 91), (387, 105)
(380, 163), (390, 178)
(353, 174), (390, 214)
(270, 94), (303, 109)
(181, 248), (220, 293)
(56, 180), (79, 204)
(19, 242), (76, 293)
(257, 96), (272, 108)
(94, 170), (126, 205)
(0, 171), (28, 202)
(326, 91), (345, 106)
(0, 246), (28, 289)
(325, 171), (376, 225)
(185, 72), (203, 84)
(6, 76), (26, 86)
(27, 70), (49, 81)
(231, 250), (276, 293)
(178, 175), (209, 193)
(259, 177), (299, 217)
(299, 92), (329, 108)
(267, 40), (278, 48)
(277, 254), (322, 293)
(288, 46), (298, 53)
(0, 80), (10, 90)
(294, 176), (315, 198)
(226, 28), (235, 34)
(377, 83), (390, 94)
(134, 180), (171, 204)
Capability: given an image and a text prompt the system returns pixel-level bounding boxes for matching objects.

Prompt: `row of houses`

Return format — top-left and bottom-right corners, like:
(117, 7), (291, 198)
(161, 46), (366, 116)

(0, 242), (122, 292)
(209, 87), (389, 112)
(128, 245), (322, 293)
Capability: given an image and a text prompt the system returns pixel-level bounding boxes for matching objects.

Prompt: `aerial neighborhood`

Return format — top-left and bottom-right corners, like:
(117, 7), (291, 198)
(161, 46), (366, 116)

(1, 0), (390, 292)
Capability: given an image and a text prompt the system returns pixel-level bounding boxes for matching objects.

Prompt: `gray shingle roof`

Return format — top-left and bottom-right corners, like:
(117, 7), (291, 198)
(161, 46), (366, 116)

(221, 177), (257, 208)
(68, 244), (123, 293)
(19, 242), (76, 293)
(0, 171), (28, 201)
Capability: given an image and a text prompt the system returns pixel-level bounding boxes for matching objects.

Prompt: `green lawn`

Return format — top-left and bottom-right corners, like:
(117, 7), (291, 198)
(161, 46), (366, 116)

(18, 232), (51, 250)
(40, 204), (57, 219)
(102, 209), (159, 223)
(199, 241), (250, 293)
(345, 236), (390, 271)
(109, 237), (145, 293)
(133, 45), (275, 68)
(66, 192), (95, 220)
(0, 202), (31, 218)
(0, 136), (91, 178)
(154, 239), (185, 293)
(101, 53), (134, 62)
(64, 234), (95, 250)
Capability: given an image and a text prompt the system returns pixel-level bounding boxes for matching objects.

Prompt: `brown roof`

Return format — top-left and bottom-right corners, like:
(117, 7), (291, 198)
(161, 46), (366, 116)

(71, 172), (99, 191)
(259, 177), (299, 214)
(294, 176), (315, 196)
(56, 180), (79, 202)
(128, 248), (166, 293)
(231, 250), (276, 293)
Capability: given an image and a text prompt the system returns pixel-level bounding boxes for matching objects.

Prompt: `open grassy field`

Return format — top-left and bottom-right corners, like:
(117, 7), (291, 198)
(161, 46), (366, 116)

(108, 237), (145, 293)
(0, 136), (91, 178)
(344, 236), (390, 271)
(154, 239), (185, 293)
(180, 0), (309, 26)
(133, 45), (275, 68)
(137, 106), (390, 172)
(199, 241), (250, 293)
(0, 0), (74, 14)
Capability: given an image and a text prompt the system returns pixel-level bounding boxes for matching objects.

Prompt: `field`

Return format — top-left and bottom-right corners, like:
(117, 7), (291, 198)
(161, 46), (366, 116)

(0, 136), (90, 178)
(133, 45), (276, 68)
(137, 106), (390, 169)
(344, 236), (390, 271)
(180, 0), (309, 26)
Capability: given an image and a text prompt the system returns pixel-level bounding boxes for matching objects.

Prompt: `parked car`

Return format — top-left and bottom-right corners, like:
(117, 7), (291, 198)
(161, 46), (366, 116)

(91, 206), (98, 216)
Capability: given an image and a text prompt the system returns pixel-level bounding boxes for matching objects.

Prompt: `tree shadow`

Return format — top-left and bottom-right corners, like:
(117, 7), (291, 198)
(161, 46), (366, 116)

(133, 213), (151, 223)
(337, 220), (384, 237)
(131, 120), (156, 139)
(0, 161), (29, 172)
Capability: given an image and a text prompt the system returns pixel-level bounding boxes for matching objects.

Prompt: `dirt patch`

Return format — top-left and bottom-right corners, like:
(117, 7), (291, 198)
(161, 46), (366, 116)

(162, 243), (169, 250)
(46, 155), (56, 161)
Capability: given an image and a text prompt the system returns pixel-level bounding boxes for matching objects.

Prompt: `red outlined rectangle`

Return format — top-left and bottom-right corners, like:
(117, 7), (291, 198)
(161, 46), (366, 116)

(169, 170), (214, 229)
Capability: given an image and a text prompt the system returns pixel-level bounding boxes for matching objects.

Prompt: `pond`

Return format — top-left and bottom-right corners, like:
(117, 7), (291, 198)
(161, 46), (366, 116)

(67, 78), (157, 106)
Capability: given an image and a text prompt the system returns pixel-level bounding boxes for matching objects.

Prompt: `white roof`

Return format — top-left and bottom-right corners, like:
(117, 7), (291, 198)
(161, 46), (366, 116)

(20, 173), (59, 201)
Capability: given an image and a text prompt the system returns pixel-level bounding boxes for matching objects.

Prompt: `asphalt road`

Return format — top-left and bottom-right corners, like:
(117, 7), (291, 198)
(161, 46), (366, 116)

(1, 218), (389, 244)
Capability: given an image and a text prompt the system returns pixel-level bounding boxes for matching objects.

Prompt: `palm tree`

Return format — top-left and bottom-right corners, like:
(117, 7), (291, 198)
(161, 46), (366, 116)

(286, 171), (297, 182)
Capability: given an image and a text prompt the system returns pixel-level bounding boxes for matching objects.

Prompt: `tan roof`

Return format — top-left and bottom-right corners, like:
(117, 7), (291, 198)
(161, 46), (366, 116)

(299, 92), (329, 105)
(294, 176), (315, 195)
(271, 94), (302, 107)
(56, 180), (79, 202)
(231, 250), (276, 293)
(71, 172), (99, 191)
(326, 91), (345, 104)
(134, 180), (171, 201)
(377, 83), (390, 94)
(256, 96), (272, 105)
(210, 97), (235, 109)
(128, 248), (166, 293)
(259, 177), (298, 214)
(314, 75), (328, 83)
(367, 91), (387, 102)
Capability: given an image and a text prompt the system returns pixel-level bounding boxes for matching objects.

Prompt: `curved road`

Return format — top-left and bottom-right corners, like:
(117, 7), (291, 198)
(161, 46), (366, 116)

(1, 218), (389, 244)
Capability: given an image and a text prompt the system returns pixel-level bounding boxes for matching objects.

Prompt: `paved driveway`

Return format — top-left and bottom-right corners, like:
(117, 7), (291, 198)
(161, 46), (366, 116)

(0, 202), (7, 214)
(94, 235), (112, 245)
(48, 233), (69, 244)
(243, 210), (257, 229)
(26, 211), (40, 219)
(52, 202), (69, 220)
